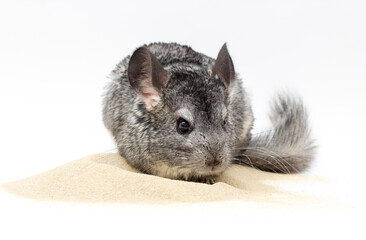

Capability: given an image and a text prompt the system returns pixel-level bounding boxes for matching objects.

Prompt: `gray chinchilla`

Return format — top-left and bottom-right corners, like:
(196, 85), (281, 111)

(102, 43), (315, 184)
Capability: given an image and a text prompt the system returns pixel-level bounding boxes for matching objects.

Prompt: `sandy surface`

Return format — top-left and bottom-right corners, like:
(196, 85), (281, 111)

(1, 153), (357, 209)
(2, 153), (365, 239)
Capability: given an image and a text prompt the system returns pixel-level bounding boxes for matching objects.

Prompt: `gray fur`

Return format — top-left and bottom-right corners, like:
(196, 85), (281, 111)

(234, 94), (316, 173)
(102, 42), (315, 183)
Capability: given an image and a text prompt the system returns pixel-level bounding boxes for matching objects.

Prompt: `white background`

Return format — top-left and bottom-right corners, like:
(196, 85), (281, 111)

(0, 0), (365, 239)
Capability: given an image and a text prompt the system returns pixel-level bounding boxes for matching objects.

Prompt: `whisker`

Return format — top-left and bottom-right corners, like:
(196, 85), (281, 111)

(148, 145), (192, 153)
(245, 148), (291, 173)
(234, 146), (300, 173)
(237, 153), (255, 169)
(233, 154), (279, 173)
(248, 147), (300, 173)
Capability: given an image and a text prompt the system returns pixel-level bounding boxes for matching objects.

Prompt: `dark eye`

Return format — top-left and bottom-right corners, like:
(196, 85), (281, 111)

(222, 119), (227, 127)
(177, 118), (191, 134)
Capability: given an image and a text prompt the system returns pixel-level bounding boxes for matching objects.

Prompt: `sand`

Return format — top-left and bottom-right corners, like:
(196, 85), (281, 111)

(2, 153), (356, 209)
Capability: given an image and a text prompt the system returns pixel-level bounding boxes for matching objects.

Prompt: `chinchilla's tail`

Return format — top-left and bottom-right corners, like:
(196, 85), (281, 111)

(234, 93), (316, 173)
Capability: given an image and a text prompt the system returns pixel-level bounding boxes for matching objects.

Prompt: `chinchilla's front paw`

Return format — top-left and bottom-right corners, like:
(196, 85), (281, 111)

(199, 176), (216, 185)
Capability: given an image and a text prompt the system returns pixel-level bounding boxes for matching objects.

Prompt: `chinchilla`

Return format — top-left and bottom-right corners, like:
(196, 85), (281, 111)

(102, 42), (315, 184)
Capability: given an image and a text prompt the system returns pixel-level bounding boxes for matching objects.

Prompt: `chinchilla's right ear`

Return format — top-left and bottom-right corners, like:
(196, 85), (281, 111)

(128, 47), (168, 107)
(212, 43), (235, 88)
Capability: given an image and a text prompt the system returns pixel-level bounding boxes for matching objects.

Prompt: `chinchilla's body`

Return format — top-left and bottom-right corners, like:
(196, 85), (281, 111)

(102, 42), (315, 183)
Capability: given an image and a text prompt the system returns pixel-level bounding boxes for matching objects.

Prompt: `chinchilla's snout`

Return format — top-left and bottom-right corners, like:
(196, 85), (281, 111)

(201, 142), (231, 173)
(205, 151), (222, 167)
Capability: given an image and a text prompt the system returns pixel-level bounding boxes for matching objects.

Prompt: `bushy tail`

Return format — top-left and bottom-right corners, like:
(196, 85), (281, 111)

(234, 94), (316, 173)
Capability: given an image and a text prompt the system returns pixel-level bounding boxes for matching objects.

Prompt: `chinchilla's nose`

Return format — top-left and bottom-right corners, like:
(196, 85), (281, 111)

(205, 152), (221, 167)
(206, 159), (221, 167)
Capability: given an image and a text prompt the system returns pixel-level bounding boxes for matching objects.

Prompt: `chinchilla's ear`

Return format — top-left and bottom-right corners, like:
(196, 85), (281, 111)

(128, 47), (168, 107)
(212, 43), (235, 87)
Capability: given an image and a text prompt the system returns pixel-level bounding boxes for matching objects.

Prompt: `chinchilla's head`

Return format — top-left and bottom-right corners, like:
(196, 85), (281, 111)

(127, 44), (238, 180)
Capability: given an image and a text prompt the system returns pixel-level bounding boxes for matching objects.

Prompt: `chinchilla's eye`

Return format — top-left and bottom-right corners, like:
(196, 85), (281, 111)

(177, 118), (191, 134)
(222, 118), (228, 128)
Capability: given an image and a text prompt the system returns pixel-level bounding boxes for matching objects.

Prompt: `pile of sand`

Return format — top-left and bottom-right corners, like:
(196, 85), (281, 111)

(1, 153), (352, 208)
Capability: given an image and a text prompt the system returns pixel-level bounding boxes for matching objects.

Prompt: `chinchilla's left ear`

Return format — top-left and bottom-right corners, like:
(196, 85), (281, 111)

(212, 43), (235, 88)
(128, 47), (168, 107)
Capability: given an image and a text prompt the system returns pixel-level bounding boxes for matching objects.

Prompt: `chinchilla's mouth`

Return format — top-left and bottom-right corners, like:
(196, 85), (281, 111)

(198, 164), (228, 176)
